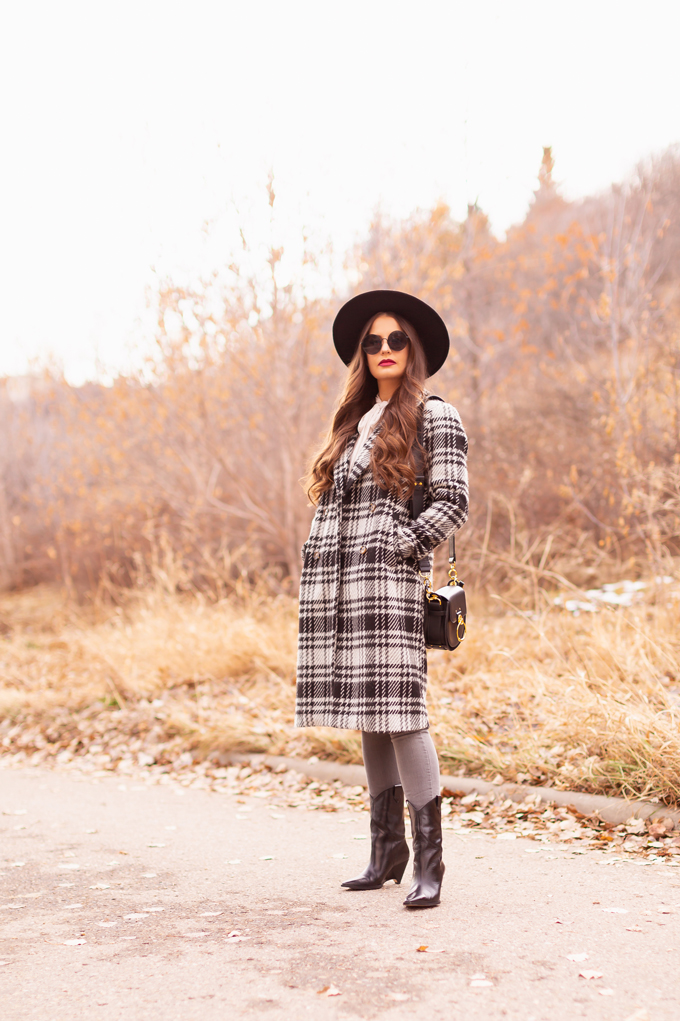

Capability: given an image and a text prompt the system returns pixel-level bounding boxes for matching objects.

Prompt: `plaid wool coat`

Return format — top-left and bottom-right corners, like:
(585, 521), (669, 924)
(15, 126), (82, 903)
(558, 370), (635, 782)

(295, 398), (469, 733)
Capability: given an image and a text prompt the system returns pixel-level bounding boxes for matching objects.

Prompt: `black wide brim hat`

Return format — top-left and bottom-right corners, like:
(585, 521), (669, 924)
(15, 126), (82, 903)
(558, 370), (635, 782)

(332, 289), (450, 378)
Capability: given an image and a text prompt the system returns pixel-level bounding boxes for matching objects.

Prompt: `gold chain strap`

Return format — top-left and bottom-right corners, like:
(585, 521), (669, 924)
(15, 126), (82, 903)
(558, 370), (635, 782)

(418, 568), (442, 604)
(420, 558), (460, 603)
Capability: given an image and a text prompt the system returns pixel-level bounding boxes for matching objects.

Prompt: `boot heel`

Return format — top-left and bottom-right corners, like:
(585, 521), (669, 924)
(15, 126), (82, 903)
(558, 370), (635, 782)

(387, 859), (408, 885)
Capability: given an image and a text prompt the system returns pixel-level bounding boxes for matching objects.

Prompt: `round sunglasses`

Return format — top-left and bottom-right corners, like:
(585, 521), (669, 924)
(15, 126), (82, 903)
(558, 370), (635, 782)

(361, 330), (409, 355)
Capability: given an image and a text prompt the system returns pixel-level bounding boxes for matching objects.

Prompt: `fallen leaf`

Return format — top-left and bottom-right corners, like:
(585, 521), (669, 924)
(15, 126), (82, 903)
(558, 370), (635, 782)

(416, 946), (445, 953)
(352, 835), (367, 840)
(259, 856), (274, 861)
(470, 979), (493, 987)
(10, 862), (26, 868)
(624, 817), (646, 834)
(119, 936), (136, 940)
(226, 930), (251, 942)
(123, 913), (149, 920)
(147, 843), (166, 848)
(199, 911), (222, 917)
(96, 921), (117, 927)
(497, 833), (516, 840)
(626, 925), (643, 932)
(90, 884), (110, 890)
(143, 907), (164, 912)
(579, 970), (604, 980)
(317, 985), (341, 996)
(602, 907), (628, 914)
(226, 860), (241, 865)
(599, 988), (615, 996)
(62, 939), (87, 946)
(332, 853), (348, 859)
(565, 953), (588, 962)
(64, 903), (83, 909)
(58, 864), (80, 870)
(385, 992), (409, 1001)
(140, 873), (157, 878)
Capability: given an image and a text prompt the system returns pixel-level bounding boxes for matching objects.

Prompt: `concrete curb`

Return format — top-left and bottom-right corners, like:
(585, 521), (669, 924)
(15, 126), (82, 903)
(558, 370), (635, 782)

(221, 752), (680, 827)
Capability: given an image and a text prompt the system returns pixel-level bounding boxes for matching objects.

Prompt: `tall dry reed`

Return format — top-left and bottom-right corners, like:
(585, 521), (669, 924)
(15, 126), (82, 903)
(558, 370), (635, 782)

(1, 574), (679, 802)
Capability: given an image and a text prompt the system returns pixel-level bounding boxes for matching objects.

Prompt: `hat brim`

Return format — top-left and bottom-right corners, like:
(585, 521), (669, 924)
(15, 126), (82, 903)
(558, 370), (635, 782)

(332, 289), (449, 378)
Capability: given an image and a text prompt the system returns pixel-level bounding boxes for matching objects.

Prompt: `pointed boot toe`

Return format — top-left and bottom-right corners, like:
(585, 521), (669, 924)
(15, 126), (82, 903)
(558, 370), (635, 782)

(341, 856), (408, 891)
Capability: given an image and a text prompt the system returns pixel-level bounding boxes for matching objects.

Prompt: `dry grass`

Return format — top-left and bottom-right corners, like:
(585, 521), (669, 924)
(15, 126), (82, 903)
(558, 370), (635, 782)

(1, 576), (680, 804)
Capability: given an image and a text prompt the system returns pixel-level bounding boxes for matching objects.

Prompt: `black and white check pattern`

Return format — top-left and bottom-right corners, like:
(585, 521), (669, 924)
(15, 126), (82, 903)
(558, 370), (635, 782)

(295, 399), (469, 733)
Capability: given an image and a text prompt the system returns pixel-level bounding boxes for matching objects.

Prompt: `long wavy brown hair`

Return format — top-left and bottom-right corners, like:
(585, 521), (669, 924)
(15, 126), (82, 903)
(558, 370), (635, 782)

(306, 313), (429, 504)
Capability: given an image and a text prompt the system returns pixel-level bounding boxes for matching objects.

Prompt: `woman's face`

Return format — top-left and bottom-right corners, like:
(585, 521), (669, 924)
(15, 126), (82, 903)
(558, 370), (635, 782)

(364, 314), (410, 387)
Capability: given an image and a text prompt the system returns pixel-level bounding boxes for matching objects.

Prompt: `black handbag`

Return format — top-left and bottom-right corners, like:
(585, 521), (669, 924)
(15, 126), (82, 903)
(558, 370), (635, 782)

(409, 398), (467, 652)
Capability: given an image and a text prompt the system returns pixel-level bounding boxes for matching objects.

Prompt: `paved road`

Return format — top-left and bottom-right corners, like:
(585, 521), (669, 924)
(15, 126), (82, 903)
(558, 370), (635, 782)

(1, 764), (679, 1021)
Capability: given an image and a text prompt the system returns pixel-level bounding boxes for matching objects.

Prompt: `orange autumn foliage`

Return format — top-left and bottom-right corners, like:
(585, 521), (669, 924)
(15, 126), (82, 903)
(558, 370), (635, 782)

(2, 148), (680, 600)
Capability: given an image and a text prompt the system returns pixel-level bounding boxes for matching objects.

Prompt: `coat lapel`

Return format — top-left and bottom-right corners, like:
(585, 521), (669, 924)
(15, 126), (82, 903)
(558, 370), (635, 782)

(333, 436), (356, 494)
(344, 427), (380, 493)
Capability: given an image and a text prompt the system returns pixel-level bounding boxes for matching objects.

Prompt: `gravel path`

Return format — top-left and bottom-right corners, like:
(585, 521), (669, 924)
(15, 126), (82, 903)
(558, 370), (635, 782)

(1, 762), (679, 1020)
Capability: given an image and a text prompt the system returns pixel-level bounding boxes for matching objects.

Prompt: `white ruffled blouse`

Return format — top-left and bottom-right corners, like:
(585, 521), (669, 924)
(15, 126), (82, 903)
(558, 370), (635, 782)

(348, 396), (388, 472)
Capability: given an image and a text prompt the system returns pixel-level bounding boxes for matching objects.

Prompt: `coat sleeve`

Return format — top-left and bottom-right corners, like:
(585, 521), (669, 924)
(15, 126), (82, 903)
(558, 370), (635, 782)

(394, 400), (469, 561)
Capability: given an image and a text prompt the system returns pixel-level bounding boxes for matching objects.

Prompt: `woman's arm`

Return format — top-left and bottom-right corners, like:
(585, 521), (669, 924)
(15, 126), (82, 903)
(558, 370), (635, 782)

(395, 400), (469, 561)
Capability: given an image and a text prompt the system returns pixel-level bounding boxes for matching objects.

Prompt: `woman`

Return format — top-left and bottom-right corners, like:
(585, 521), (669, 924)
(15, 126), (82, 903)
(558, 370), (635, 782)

(296, 289), (469, 909)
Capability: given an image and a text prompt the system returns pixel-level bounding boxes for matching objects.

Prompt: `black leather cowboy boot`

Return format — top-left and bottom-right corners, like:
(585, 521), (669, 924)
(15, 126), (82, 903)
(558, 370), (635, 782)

(341, 785), (410, 890)
(403, 796), (445, 908)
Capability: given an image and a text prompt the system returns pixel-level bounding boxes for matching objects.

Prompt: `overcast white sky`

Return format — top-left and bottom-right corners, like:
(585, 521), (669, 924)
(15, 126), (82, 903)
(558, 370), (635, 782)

(1, 0), (679, 383)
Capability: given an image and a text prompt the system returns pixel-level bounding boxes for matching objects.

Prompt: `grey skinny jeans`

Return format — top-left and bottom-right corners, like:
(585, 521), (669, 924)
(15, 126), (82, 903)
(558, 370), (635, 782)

(361, 728), (440, 811)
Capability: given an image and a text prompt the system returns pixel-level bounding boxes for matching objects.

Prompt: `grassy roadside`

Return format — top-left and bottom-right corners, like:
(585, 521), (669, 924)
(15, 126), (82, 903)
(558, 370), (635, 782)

(1, 579), (680, 804)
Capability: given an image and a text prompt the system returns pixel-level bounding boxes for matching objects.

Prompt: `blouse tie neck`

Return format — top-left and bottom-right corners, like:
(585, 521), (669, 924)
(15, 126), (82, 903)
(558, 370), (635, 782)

(348, 396), (389, 472)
